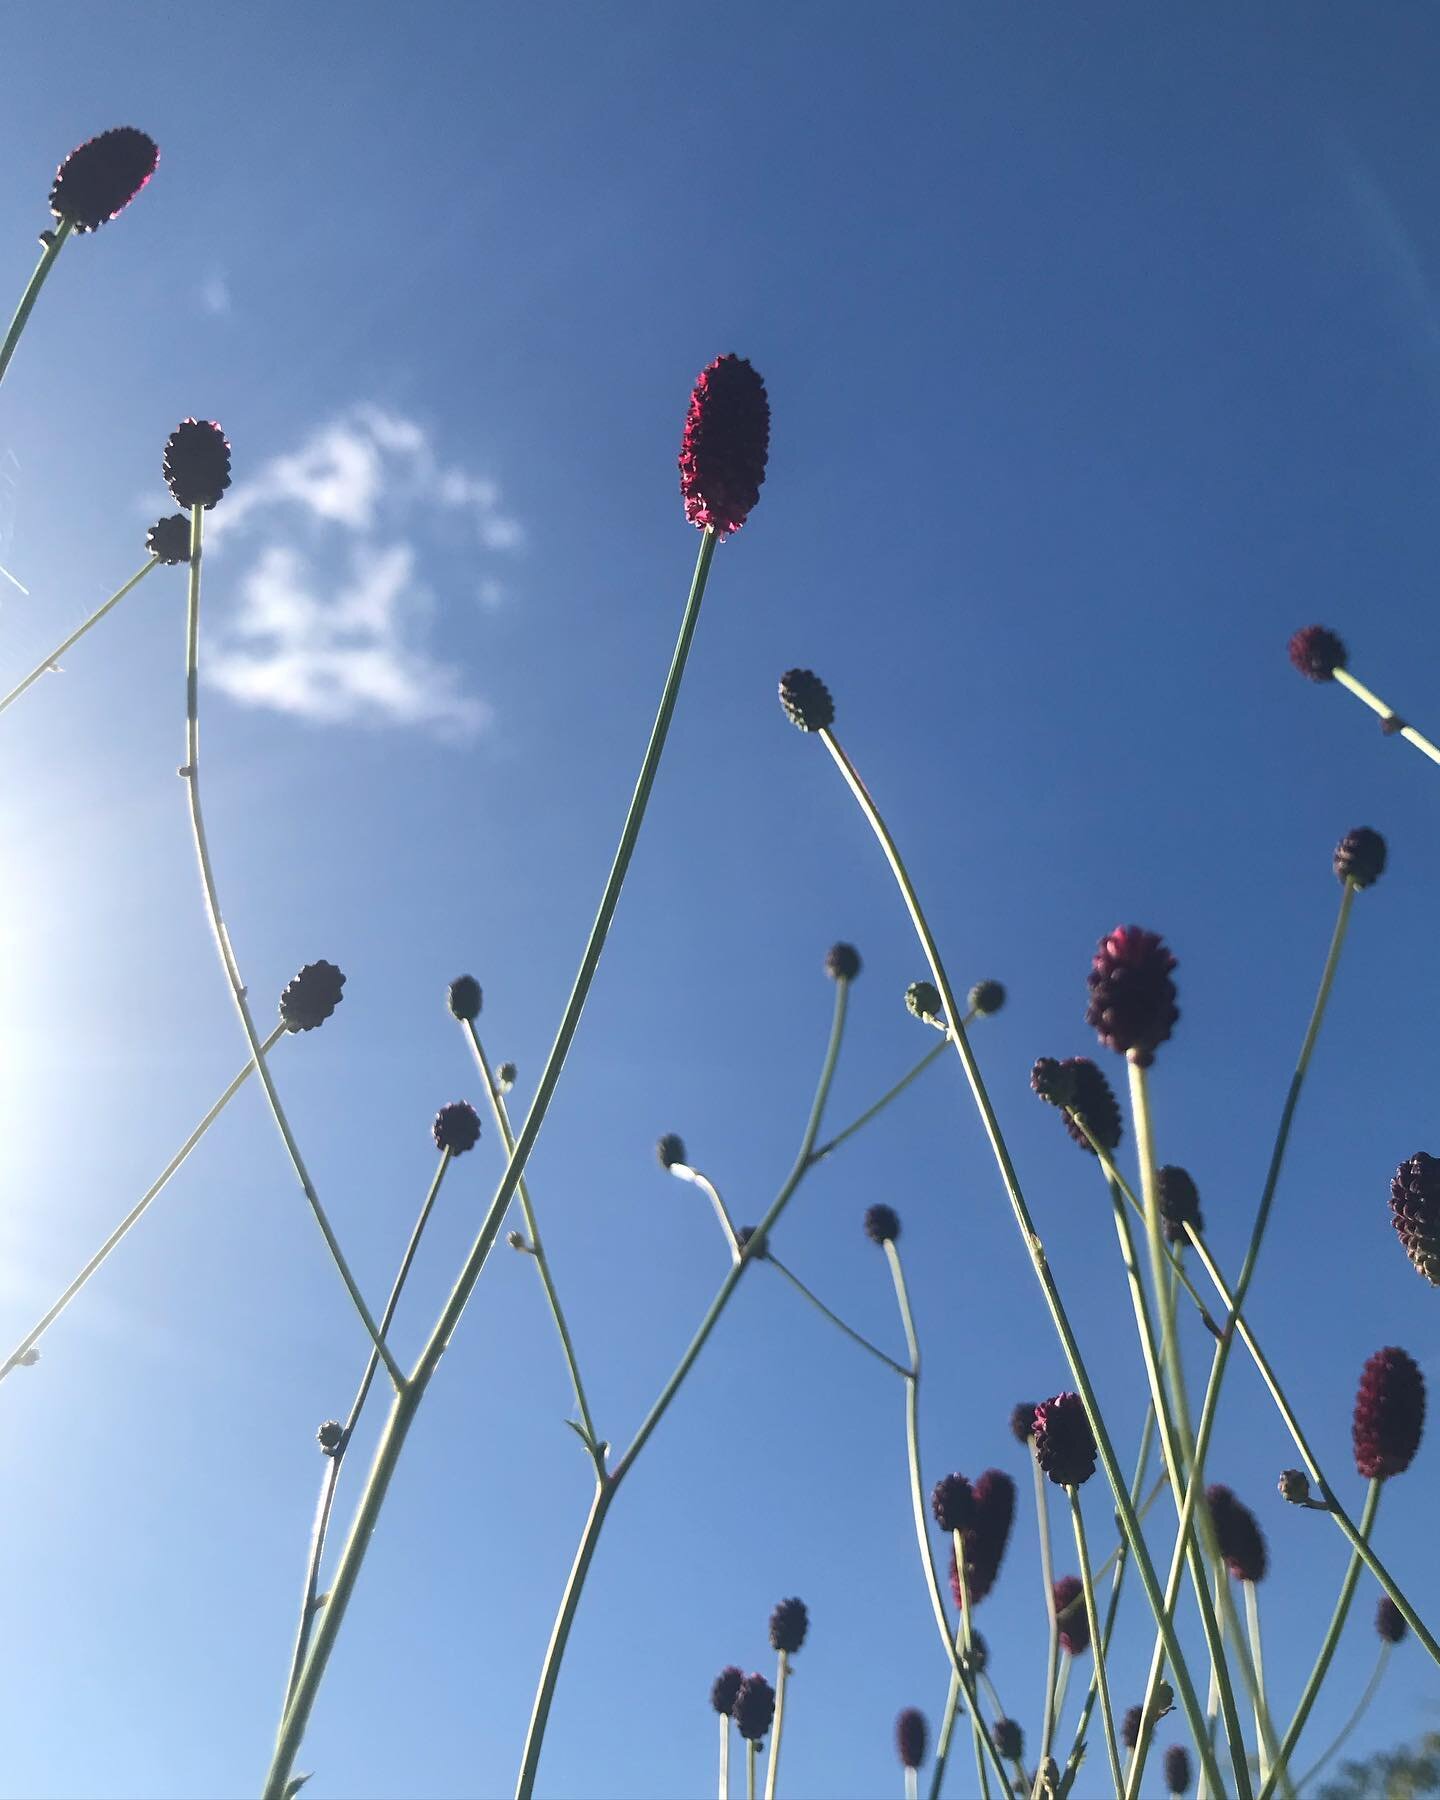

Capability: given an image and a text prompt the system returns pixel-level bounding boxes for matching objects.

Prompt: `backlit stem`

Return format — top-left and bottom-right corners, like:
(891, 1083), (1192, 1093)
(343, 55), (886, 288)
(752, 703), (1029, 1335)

(0, 559), (158, 718)
(0, 218), (72, 388)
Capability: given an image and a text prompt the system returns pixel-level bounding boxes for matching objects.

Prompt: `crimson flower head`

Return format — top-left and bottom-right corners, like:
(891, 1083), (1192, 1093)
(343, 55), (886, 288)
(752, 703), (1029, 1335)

(1158, 1166), (1204, 1244)
(896, 1709), (928, 1771)
(1206, 1485), (1268, 1583)
(1033, 1392), (1097, 1488)
(1353, 1346), (1426, 1481)
(1289, 624), (1347, 682)
(1376, 1596), (1408, 1645)
(949, 1469), (1014, 1606)
(1053, 1575), (1089, 1655)
(1334, 828), (1387, 890)
(731, 1672), (776, 1742)
(679, 354), (769, 537)
(1163, 1745), (1192, 1795)
(931, 1473), (975, 1535)
(864, 1204), (901, 1245)
(710, 1666), (744, 1714)
(164, 419), (232, 510)
(1389, 1154), (1440, 1287)
(146, 515), (192, 565)
(50, 127), (158, 232)
(1085, 925), (1179, 1067)
(1031, 1056), (1124, 1154)
(433, 1101), (481, 1156)
(768, 1597), (808, 1655)
(1010, 1401), (1037, 1443)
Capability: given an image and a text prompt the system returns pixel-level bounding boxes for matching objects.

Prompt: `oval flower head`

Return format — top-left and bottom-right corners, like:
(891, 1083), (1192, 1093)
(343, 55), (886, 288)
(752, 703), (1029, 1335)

(50, 127), (158, 231)
(1353, 1346), (1426, 1481)
(164, 419), (232, 511)
(678, 354), (770, 537)
(1085, 925), (1179, 1067)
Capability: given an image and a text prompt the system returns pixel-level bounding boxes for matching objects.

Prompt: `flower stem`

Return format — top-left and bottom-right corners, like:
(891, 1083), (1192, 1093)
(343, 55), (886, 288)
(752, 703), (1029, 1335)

(719, 1711), (730, 1800)
(1293, 1644), (1389, 1791)
(0, 558), (159, 719)
(747, 1739), (757, 1800)
(950, 1528), (992, 1800)
(264, 528), (718, 1800)
(808, 1032), (959, 1164)
(1069, 1488), (1122, 1795)
(1244, 1582), (1269, 1785)
(764, 1252), (908, 1377)
(0, 218), (71, 389)
(764, 1649), (790, 1800)
(1332, 666), (1440, 766)
(673, 1161), (741, 1259)
(817, 726), (1221, 1796)
(1032, 1444), (1061, 1782)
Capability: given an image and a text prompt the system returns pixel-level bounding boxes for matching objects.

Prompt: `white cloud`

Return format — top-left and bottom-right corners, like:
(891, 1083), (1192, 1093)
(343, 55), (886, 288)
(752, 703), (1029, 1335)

(200, 272), (231, 317)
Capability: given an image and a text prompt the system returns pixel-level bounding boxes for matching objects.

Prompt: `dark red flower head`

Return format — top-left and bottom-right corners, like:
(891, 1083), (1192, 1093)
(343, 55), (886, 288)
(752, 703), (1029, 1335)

(778, 667), (834, 732)
(1010, 1401), (1037, 1443)
(1206, 1485), (1268, 1583)
(993, 1719), (1024, 1763)
(896, 1708), (928, 1771)
(433, 1101), (481, 1156)
(1390, 1153), (1440, 1287)
(949, 1469), (1015, 1607)
(931, 1473), (975, 1535)
(825, 942), (862, 982)
(447, 976), (481, 1022)
(1085, 925), (1179, 1067)
(1334, 828), (1387, 890)
(1163, 1745), (1192, 1796)
(1121, 1705), (1143, 1750)
(679, 354), (769, 538)
(1376, 1596), (1408, 1645)
(1353, 1346), (1426, 1481)
(1158, 1166), (1204, 1245)
(864, 1203), (900, 1245)
(768, 1596), (808, 1655)
(710, 1666), (744, 1714)
(1033, 1392), (1097, 1488)
(731, 1672), (776, 1742)
(50, 127), (158, 231)
(279, 960), (346, 1032)
(146, 514), (192, 565)
(1289, 625), (1347, 682)
(1031, 1056), (1123, 1155)
(164, 419), (232, 511)
(1053, 1575), (1089, 1655)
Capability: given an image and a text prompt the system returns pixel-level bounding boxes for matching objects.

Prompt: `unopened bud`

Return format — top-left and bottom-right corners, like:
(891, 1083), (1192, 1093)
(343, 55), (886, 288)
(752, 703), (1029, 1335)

(1278, 1469), (1311, 1505)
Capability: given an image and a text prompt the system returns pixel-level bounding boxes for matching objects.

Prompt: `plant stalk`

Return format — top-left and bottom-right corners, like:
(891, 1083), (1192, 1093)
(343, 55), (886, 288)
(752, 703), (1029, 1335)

(1332, 666), (1440, 766)
(0, 218), (72, 388)
(0, 559), (158, 718)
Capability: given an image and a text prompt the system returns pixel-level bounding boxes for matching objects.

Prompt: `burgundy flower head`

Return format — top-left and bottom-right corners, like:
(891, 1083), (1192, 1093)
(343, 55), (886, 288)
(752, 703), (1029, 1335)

(1389, 1154), (1440, 1287)
(1033, 1392), (1097, 1488)
(679, 354), (769, 538)
(1289, 624), (1347, 682)
(931, 1473), (976, 1535)
(1121, 1705), (1143, 1751)
(1158, 1166), (1204, 1245)
(447, 976), (482, 1022)
(1163, 1745), (1192, 1796)
(1085, 925), (1179, 1067)
(731, 1672), (776, 1742)
(1031, 1056), (1123, 1155)
(864, 1203), (900, 1245)
(1376, 1596), (1408, 1645)
(1353, 1346), (1425, 1481)
(993, 1719), (1024, 1763)
(433, 1101), (481, 1156)
(710, 1666), (744, 1714)
(1334, 828), (1387, 891)
(1206, 1485), (1268, 1583)
(825, 942), (861, 982)
(949, 1469), (1015, 1606)
(164, 419), (232, 511)
(1053, 1575), (1089, 1655)
(279, 960), (346, 1032)
(50, 127), (158, 231)
(768, 1596), (808, 1655)
(896, 1708), (928, 1771)
(1010, 1401), (1037, 1443)
(778, 667), (834, 733)
(657, 1133), (687, 1170)
(146, 514), (192, 565)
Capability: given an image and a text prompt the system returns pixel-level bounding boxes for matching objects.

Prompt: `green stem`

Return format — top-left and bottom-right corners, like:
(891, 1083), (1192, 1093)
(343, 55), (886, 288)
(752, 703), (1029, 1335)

(720, 1710), (730, 1800)
(0, 218), (71, 389)
(747, 1739), (757, 1800)
(951, 1529), (993, 1800)
(764, 1649), (789, 1800)
(817, 727), (1222, 1798)
(0, 559), (158, 718)
(1244, 1582), (1269, 1786)
(765, 1252), (908, 1377)
(676, 1163), (741, 1259)
(1069, 1488), (1122, 1795)
(263, 528), (718, 1800)
(1332, 666), (1440, 767)
(1293, 1644), (1389, 1792)
(1033, 1445), (1062, 1782)
(808, 1034), (956, 1164)
(181, 503), (403, 1388)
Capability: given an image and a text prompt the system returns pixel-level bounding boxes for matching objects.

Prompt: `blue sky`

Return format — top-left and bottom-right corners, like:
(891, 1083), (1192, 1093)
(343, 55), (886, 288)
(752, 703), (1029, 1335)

(0, 5), (1438, 1796)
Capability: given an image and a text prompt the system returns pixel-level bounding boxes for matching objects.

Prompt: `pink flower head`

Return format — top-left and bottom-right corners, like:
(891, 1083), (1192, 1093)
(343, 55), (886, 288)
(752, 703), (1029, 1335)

(1353, 1346), (1425, 1481)
(1085, 925), (1179, 1067)
(679, 354), (769, 537)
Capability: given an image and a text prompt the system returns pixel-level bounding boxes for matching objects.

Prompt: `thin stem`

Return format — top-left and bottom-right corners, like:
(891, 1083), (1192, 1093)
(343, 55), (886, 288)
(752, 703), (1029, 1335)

(1244, 1582), (1269, 1786)
(765, 1252), (908, 1377)
(1293, 1644), (1389, 1792)
(747, 1739), (757, 1800)
(808, 1033), (955, 1164)
(1069, 1489), (1122, 1796)
(0, 1023), (286, 1381)
(264, 528), (718, 1800)
(1333, 666), (1440, 767)
(951, 1528), (992, 1800)
(1032, 1448), (1062, 1781)
(0, 218), (71, 389)
(764, 1649), (790, 1800)
(180, 503), (403, 1388)
(906, 1768), (918, 1800)
(720, 1711), (730, 1800)
(818, 727), (1222, 1798)
(1196, 1566), (1225, 1800)
(679, 1164), (742, 1260)
(0, 559), (159, 719)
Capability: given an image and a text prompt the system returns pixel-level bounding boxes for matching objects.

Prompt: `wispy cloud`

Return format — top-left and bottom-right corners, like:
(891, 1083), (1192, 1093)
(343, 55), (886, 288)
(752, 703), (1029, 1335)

(204, 407), (521, 738)
(199, 271), (232, 317)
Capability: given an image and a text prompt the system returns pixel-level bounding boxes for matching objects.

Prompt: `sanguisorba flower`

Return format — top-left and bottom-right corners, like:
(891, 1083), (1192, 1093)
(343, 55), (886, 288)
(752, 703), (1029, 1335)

(950, 1469), (1015, 1606)
(711, 1666), (745, 1714)
(825, 942), (861, 982)
(164, 419), (232, 511)
(1376, 1596), (1408, 1645)
(1353, 1346), (1426, 1481)
(864, 1203), (901, 1245)
(1157, 1165), (1204, 1244)
(1205, 1485), (1268, 1583)
(656, 1133), (687, 1170)
(1389, 1153), (1440, 1286)
(731, 1672), (776, 1742)
(279, 960), (346, 1032)
(896, 1708), (928, 1771)
(768, 1597), (808, 1654)
(1030, 1056), (1123, 1155)
(1121, 1705), (1143, 1751)
(1163, 1745), (1192, 1796)
(992, 1719), (1024, 1762)
(146, 514), (192, 565)
(1053, 1575), (1090, 1655)
(1009, 1401), (1037, 1443)
(432, 1101), (482, 1156)
(1288, 624), (1347, 682)
(1334, 828), (1387, 890)
(1032, 1391), (1097, 1488)
(49, 127), (159, 232)
(447, 975), (482, 1022)
(778, 667), (835, 732)
(906, 980), (943, 1022)
(968, 980), (1006, 1016)
(930, 1473), (975, 1534)
(679, 354), (769, 538)
(1085, 925), (1179, 1067)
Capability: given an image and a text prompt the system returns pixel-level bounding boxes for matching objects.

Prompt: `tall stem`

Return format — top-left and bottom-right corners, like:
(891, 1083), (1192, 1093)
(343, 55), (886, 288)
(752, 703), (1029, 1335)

(764, 1650), (790, 1800)
(719, 1711), (730, 1800)
(1069, 1488), (1121, 1795)
(1293, 1644), (1389, 1791)
(1332, 666), (1440, 766)
(0, 559), (158, 718)
(1032, 1447), (1061, 1781)
(0, 218), (71, 389)
(808, 1035), (953, 1163)
(951, 1529), (992, 1800)
(1244, 1582), (1269, 1785)
(765, 1253), (908, 1377)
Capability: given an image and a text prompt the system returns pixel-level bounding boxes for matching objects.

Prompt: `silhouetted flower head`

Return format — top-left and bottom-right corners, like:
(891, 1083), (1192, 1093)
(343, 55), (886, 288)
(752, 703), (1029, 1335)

(1353, 1346), (1426, 1481)
(1206, 1485), (1268, 1583)
(711, 1666), (744, 1714)
(679, 354), (769, 537)
(1334, 827), (1387, 890)
(1389, 1153), (1440, 1287)
(146, 514), (191, 565)
(778, 667), (834, 733)
(931, 1473), (975, 1535)
(736, 1225), (767, 1258)
(949, 1470), (1015, 1606)
(896, 1708), (928, 1771)
(316, 1420), (344, 1456)
(1010, 1401), (1037, 1443)
(1163, 1745), (1192, 1795)
(1289, 625), (1347, 682)
(50, 127), (158, 231)
(1121, 1705), (1143, 1751)
(967, 1631), (988, 1674)
(448, 976), (481, 1021)
(279, 960), (346, 1032)
(164, 419), (231, 510)
(433, 1101), (481, 1156)
(864, 1203), (901, 1245)
(968, 980), (1005, 1017)
(731, 1672), (776, 1742)
(497, 1062), (517, 1092)
(1158, 1165), (1204, 1245)
(993, 1719), (1024, 1763)
(825, 942), (862, 982)
(1053, 1576), (1089, 1655)
(906, 980), (943, 1022)
(1031, 1056), (1123, 1154)
(1278, 1469), (1311, 1505)
(657, 1133), (687, 1170)
(1033, 1392), (1097, 1488)
(1085, 925), (1179, 1067)
(1376, 1596), (1408, 1645)
(768, 1597), (808, 1655)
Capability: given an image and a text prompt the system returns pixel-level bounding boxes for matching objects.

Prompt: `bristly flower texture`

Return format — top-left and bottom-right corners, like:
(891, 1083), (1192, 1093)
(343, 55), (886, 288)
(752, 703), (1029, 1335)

(864, 1203), (900, 1245)
(1009, 1401), (1037, 1443)
(679, 354), (769, 537)
(1158, 1165), (1204, 1244)
(163, 419), (231, 511)
(992, 1719), (1023, 1762)
(895, 1708), (928, 1771)
(1032, 1392), (1097, 1488)
(1052, 1576), (1090, 1655)
(1085, 925), (1179, 1067)
(825, 942), (862, 982)
(1163, 1745), (1192, 1796)
(49, 127), (158, 231)
(1030, 1056), (1123, 1155)
(1335, 827), (1387, 890)
(711, 1666), (744, 1714)
(1389, 1154), (1440, 1287)
(279, 960), (346, 1032)
(1353, 1346), (1426, 1481)
(949, 1469), (1015, 1606)
(432, 1101), (481, 1156)
(731, 1672), (776, 1742)
(1288, 624), (1347, 682)
(1205, 1485), (1268, 1583)
(768, 1597), (808, 1654)
(930, 1473), (975, 1534)
(778, 667), (834, 733)
(1376, 1596), (1408, 1645)
(146, 515), (191, 565)
(447, 975), (482, 1022)
(1121, 1705), (1143, 1751)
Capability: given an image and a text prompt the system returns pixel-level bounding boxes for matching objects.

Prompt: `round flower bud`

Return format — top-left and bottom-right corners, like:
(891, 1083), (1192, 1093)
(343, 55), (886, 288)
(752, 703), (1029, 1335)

(146, 514), (192, 565)
(1031, 1056), (1123, 1155)
(679, 354), (770, 538)
(496, 1062), (517, 1093)
(949, 1470), (1015, 1607)
(1033, 1391), (1098, 1488)
(1053, 1575), (1089, 1655)
(163, 418), (232, 511)
(930, 1473), (975, 1535)
(993, 1719), (1024, 1763)
(1335, 828), (1386, 890)
(316, 1420), (344, 1456)
(1353, 1346), (1426, 1481)
(1277, 1469), (1311, 1505)
(1163, 1745), (1192, 1795)
(778, 667), (834, 732)
(1376, 1596), (1407, 1645)
(49, 127), (158, 231)
(968, 980), (1006, 1017)
(1085, 924), (1179, 1067)
(731, 1672), (776, 1742)
(1121, 1705), (1143, 1751)
(433, 1101), (481, 1156)
(710, 1666), (744, 1714)
(279, 960), (346, 1032)
(895, 1708), (928, 1772)
(825, 942), (861, 982)
(1010, 1401), (1037, 1444)
(656, 1133), (687, 1170)
(447, 976), (481, 1021)
(1206, 1485), (1268, 1583)
(864, 1203), (900, 1245)
(1157, 1165), (1204, 1245)
(768, 1596), (808, 1654)
(1390, 1153), (1440, 1287)
(1289, 624), (1347, 682)
(906, 980), (943, 1022)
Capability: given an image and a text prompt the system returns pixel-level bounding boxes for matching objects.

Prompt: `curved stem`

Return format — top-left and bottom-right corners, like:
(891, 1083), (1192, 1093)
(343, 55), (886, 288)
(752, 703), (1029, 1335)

(765, 1252), (908, 1377)
(1293, 1644), (1388, 1792)
(764, 1649), (789, 1800)
(1333, 666), (1440, 766)
(0, 218), (71, 388)
(1069, 1488), (1121, 1796)
(181, 503), (402, 1388)
(678, 1164), (741, 1259)
(0, 559), (158, 718)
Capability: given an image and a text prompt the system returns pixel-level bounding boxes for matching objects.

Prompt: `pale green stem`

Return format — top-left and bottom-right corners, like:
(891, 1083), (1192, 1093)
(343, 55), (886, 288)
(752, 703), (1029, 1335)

(1293, 1644), (1389, 1792)
(1053, 1654), (1072, 1738)
(765, 1251), (908, 1377)
(0, 1023), (285, 1381)
(1332, 666), (1440, 766)
(1245, 1583), (1269, 1785)
(264, 528), (719, 1800)
(764, 1649), (790, 1800)
(747, 1740), (757, 1800)
(1196, 1567), (1225, 1800)
(1033, 1448), (1062, 1781)
(818, 727), (1221, 1796)
(952, 1528), (992, 1800)
(0, 559), (159, 718)
(809, 1029), (963, 1164)
(674, 1163), (741, 1259)
(1069, 1488), (1122, 1795)
(720, 1711), (730, 1800)
(181, 503), (402, 1388)
(0, 218), (72, 388)
(906, 1768), (918, 1800)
